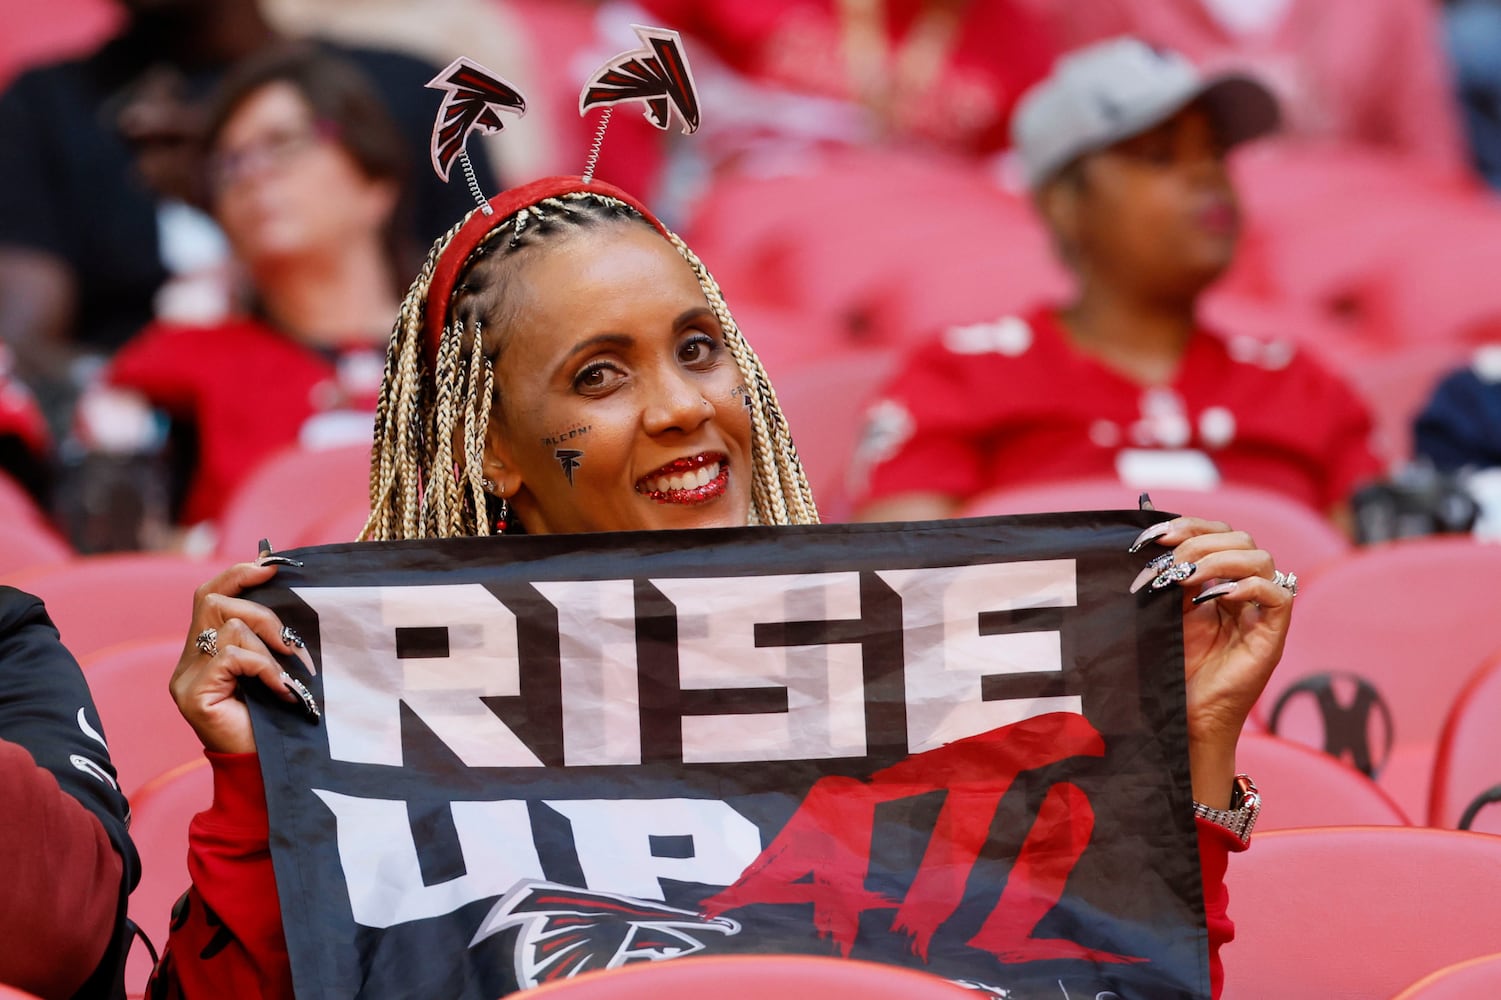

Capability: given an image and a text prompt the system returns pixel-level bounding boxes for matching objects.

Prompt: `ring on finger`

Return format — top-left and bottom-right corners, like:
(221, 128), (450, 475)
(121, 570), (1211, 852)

(195, 627), (219, 657)
(1271, 569), (1299, 597)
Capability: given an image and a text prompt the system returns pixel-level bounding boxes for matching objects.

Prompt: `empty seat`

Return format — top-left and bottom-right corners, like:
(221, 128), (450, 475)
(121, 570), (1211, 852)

(1235, 732), (1409, 830)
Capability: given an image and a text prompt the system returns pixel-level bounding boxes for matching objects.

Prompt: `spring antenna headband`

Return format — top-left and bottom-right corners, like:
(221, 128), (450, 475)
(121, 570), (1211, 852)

(578, 25), (701, 184)
(425, 57), (527, 214)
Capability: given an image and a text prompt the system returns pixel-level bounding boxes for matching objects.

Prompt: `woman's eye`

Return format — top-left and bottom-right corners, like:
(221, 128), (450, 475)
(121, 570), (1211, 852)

(573, 364), (621, 392)
(679, 333), (719, 365)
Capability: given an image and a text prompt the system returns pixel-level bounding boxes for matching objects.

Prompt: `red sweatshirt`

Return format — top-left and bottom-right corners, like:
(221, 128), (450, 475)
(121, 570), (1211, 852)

(150, 752), (1242, 998)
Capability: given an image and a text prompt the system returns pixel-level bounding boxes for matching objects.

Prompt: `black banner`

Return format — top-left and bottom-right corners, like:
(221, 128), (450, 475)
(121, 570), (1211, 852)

(244, 512), (1208, 999)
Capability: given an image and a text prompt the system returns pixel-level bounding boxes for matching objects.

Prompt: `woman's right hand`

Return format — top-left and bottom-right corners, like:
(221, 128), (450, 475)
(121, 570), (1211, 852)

(169, 560), (312, 755)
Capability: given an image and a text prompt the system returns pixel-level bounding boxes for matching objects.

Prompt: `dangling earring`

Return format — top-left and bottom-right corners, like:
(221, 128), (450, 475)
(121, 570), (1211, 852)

(493, 494), (510, 534)
(483, 478), (495, 493)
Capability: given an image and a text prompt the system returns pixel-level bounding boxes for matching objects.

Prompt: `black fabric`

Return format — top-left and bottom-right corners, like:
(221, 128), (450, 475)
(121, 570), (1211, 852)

(0, 586), (141, 999)
(0, 28), (494, 352)
(246, 513), (1208, 1000)
(1415, 365), (1501, 472)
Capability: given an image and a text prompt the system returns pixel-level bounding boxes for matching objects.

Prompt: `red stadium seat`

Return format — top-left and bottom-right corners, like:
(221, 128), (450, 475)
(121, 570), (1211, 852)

(774, 349), (901, 522)
(1235, 732), (1409, 830)
(215, 443), (371, 560)
(523, 954), (972, 1000)
(1255, 537), (1501, 821)
(0, 520), (72, 577)
(80, 638), (201, 796)
(0, 984), (46, 1000)
(124, 758), (212, 996)
(1392, 953), (1501, 999)
(1430, 650), (1501, 833)
(959, 478), (1351, 574)
(4, 554), (211, 659)
(1220, 826), (1501, 1000)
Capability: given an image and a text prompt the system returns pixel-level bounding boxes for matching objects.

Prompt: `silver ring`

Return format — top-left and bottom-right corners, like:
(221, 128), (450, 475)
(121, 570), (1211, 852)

(195, 627), (219, 657)
(1271, 569), (1298, 597)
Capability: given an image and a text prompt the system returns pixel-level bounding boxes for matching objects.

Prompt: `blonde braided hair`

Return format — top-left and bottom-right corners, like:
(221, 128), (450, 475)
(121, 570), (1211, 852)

(361, 191), (818, 541)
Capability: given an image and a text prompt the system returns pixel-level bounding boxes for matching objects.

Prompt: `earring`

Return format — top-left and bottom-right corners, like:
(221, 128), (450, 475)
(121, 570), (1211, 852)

(483, 478), (495, 494)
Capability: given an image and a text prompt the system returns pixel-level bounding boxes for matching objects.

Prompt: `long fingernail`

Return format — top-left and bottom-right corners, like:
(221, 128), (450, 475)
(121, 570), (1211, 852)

(258, 537), (273, 556)
(259, 554), (304, 567)
(281, 625), (305, 649)
(1192, 581), (1238, 605)
(1138, 492), (1155, 512)
(1130, 552), (1176, 594)
(1128, 521), (1173, 553)
(281, 672), (321, 722)
(1150, 561), (1197, 591)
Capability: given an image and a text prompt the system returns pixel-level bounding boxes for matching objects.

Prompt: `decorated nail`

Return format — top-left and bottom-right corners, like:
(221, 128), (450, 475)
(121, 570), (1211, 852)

(1128, 521), (1173, 553)
(1138, 492), (1155, 512)
(1130, 552), (1177, 594)
(280, 625), (305, 649)
(281, 672), (321, 722)
(1149, 561), (1197, 591)
(259, 554), (304, 567)
(1192, 581), (1239, 606)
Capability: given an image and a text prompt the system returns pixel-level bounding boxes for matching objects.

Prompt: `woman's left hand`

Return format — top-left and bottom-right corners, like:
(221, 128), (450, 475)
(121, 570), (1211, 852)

(1129, 516), (1295, 807)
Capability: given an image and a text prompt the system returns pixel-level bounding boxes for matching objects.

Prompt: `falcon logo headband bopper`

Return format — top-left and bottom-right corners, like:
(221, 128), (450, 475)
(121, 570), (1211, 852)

(425, 56), (527, 213)
(579, 25), (700, 183)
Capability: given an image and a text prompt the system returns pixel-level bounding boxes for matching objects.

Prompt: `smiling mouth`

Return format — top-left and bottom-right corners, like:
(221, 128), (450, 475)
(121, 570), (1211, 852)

(636, 452), (729, 505)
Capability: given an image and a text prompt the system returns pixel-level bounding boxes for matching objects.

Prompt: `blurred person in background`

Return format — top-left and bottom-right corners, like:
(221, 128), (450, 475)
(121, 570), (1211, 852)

(78, 45), (406, 548)
(1443, 0), (1501, 189)
(852, 39), (1383, 529)
(0, 0), (491, 440)
(1021, 0), (1469, 180)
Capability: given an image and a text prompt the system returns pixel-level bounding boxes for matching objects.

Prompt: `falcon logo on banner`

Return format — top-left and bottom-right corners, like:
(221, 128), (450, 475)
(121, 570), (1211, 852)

(244, 514), (1208, 999)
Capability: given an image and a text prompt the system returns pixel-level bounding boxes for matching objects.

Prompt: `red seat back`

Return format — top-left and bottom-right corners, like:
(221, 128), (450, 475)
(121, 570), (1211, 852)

(1220, 826), (1501, 1000)
(1430, 651), (1501, 832)
(1235, 732), (1409, 830)
(215, 444), (371, 560)
(1257, 538), (1501, 820)
(80, 638), (201, 797)
(1392, 953), (1501, 999)
(524, 953), (972, 999)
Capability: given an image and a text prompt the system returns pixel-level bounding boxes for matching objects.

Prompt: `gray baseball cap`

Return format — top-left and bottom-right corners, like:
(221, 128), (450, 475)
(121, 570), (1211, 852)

(1012, 37), (1280, 189)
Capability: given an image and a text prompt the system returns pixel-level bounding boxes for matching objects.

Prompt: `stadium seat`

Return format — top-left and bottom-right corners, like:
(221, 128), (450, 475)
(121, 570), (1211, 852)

(1255, 537), (1501, 821)
(0, 519), (72, 577)
(522, 953), (972, 999)
(774, 349), (901, 521)
(215, 443), (371, 560)
(80, 638), (202, 796)
(1341, 340), (1476, 467)
(3, 554), (211, 659)
(1220, 826), (1501, 1000)
(1430, 650), (1501, 833)
(959, 479), (1351, 574)
(1235, 732), (1409, 830)
(124, 758), (211, 996)
(0, 984), (46, 1000)
(1391, 953), (1501, 999)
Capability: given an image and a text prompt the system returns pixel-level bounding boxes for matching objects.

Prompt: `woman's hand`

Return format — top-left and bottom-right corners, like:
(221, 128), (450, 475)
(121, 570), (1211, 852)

(1128, 517), (1294, 807)
(169, 560), (313, 755)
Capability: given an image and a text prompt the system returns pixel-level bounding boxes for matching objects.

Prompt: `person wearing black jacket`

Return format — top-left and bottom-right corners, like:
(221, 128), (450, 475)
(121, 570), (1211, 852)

(0, 586), (139, 999)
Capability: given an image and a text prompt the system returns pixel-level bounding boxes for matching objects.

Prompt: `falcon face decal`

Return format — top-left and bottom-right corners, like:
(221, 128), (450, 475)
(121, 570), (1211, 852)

(470, 881), (741, 987)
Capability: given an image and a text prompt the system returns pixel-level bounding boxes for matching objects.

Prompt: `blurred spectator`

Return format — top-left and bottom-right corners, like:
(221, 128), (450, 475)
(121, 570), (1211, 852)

(1444, 0), (1501, 188)
(1415, 345), (1501, 472)
(0, 585), (138, 999)
(0, 0), (491, 436)
(0, 345), (53, 507)
(851, 39), (1383, 527)
(79, 46), (403, 543)
(1026, 0), (1469, 179)
(631, 0), (1059, 161)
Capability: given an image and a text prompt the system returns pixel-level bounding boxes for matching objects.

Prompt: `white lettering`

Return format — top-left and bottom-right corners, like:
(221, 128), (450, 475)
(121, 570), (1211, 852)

(533, 580), (642, 766)
(877, 561), (1081, 752)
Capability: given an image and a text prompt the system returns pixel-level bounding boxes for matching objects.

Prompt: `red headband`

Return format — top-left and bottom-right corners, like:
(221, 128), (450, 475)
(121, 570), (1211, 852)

(421, 176), (671, 364)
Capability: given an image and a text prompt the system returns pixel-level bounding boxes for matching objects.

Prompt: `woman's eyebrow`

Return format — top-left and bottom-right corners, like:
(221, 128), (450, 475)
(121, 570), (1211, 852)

(674, 306), (717, 329)
(556, 332), (635, 372)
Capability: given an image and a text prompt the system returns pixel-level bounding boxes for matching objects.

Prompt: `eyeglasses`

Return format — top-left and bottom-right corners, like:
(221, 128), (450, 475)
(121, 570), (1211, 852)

(208, 119), (341, 192)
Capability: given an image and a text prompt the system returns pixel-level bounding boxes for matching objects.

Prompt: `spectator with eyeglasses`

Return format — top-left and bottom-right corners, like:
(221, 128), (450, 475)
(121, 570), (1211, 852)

(76, 45), (408, 547)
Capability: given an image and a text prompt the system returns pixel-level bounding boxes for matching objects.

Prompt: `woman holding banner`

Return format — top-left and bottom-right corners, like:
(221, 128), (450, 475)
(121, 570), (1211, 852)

(154, 37), (1295, 1000)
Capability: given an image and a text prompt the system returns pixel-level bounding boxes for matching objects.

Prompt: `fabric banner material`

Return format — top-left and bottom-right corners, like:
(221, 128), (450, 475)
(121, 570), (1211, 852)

(244, 512), (1207, 999)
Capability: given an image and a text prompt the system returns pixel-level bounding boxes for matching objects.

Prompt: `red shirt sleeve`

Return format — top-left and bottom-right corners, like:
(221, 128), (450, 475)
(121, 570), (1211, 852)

(105, 322), (211, 415)
(148, 751), (293, 1000)
(0, 738), (123, 999)
(1197, 817), (1244, 1000)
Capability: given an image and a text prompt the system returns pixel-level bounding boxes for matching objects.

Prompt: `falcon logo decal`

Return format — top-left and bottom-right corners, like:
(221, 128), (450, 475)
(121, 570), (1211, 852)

(579, 25), (700, 134)
(470, 880), (741, 987)
(425, 57), (527, 182)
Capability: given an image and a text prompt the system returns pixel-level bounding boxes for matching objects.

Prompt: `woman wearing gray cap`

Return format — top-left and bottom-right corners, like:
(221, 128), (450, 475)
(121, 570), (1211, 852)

(853, 37), (1383, 531)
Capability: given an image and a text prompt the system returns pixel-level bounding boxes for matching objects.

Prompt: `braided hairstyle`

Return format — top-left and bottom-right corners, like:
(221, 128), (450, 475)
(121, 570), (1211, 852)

(363, 190), (819, 541)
